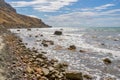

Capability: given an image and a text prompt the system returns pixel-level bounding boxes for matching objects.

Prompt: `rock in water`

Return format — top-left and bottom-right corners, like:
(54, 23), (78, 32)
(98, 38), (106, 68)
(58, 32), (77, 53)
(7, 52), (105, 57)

(103, 58), (112, 64)
(68, 45), (76, 50)
(66, 71), (83, 80)
(54, 31), (62, 35)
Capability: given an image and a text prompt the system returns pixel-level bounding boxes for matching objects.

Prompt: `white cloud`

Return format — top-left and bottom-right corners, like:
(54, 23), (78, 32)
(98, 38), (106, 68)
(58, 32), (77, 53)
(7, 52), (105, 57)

(44, 9), (120, 27)
(81, 4), (115, 11)
(10, 0), (78, 12)
(94, 4), (115, 11)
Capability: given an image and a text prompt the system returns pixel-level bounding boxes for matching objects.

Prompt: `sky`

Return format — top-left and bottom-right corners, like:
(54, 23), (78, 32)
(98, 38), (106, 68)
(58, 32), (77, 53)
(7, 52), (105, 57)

(5, 0), (120, 27)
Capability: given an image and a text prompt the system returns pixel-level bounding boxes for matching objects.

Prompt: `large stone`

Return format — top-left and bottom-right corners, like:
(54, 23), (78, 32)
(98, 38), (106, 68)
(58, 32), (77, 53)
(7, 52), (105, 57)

(54, 31), (62, 35)
(66, 71), (83, 80)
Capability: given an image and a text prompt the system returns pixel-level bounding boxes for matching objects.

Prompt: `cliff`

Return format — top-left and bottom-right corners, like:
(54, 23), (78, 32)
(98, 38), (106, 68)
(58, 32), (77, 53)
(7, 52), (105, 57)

(0, 0), (51, 28)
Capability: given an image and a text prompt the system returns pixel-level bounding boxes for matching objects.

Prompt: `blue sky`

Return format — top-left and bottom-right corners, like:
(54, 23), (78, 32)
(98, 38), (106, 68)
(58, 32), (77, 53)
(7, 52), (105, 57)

(6, 0), (120, 27)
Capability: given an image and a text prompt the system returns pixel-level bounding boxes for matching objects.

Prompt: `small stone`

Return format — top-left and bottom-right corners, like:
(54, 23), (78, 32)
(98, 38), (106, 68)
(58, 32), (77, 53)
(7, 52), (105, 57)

(36, 54), (43, 58)
(34, 67), (42, 74)
(104, 77), (116, 80)
(101, 43), (105, 45)
(114, 38), (119, 41)
(42, 43), (48, 47)
(40, 76), (48, 80)
(79, 50), (86, 53)
(48, 67), (54, 71)
(35, 35), (38, 38)
(40, 34), (43, 37)
(27, 28), (31, 31)
(36, 58), (43, 62)
(26, 66), (33, 73)
(66, 71), (83, 80)
(29, 35), (32, 37)
(17, 29), (20, 31)
(68, 45), (76, 50)
(42, 68), (50, 76)
(103, 58), (112, 64)
(54, 31), (62, 35)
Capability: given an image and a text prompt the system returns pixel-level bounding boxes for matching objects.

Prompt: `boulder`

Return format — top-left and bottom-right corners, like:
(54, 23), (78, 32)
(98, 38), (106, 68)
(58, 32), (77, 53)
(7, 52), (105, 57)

(54, 31), (62, 35)
(66, 71), (83, 80)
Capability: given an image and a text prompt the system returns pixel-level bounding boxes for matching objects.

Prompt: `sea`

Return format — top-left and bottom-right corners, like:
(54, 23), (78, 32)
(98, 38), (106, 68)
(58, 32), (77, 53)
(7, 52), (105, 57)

(10, 27), (120, 80)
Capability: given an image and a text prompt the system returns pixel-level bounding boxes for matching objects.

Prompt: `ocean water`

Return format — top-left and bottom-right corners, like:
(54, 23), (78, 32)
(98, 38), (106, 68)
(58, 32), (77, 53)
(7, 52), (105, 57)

(10, 27), (120, 80)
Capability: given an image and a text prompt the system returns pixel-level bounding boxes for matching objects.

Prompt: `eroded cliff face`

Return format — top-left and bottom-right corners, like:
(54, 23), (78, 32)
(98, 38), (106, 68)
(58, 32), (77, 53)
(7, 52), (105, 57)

(0, 0), (51, 28)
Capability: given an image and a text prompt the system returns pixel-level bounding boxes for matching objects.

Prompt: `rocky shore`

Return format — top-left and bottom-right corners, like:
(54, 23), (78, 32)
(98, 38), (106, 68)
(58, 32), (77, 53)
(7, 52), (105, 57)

(0, 33), (66, 80)
(0, 28), (85, 80)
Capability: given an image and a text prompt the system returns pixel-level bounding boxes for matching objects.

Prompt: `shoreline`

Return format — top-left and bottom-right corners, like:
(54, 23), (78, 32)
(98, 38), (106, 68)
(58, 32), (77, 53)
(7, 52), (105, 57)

(1, 32), (67, 80)
(0, 29), (84, 80)
(0, 27), (120, 80)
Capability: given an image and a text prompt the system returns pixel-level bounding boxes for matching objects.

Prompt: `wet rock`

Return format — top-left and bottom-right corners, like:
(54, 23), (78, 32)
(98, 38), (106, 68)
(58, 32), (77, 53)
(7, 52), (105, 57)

(35, 35), (38, 38)
(114, 38), (119, 41)
(54, 62), (68, 69)
(103, 58), (112, 64)
(101, 43), (105, 46)
(40, 34), (43, 37)
(103, 77), (116, 80)
(27, 28), (31, 31)
(68, 45), (76, 50)
(25, 43), (28, 45)
(42, 68), (50, 76)
(41, 51), (47, 54)
(42, 40), (54, 45)
(42, 43), (48, 47)
(83, 74), (92, 79)
(29, 35), (32, 37)
(17, 29), (20, 31)
(60, 28), (63, 30)
(79, 49), (86, 53)
(66, 71), (83, 80)
(54, 31), (62, 35)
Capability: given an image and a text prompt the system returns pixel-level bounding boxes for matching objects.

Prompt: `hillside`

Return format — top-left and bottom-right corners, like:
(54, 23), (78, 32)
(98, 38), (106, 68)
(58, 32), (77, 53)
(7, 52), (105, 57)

(0, 0), (51, 28)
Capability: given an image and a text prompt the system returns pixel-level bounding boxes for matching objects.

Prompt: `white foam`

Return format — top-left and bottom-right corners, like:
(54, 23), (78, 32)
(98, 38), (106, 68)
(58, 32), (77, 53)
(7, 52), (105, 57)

(10, 28), (120, 58)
